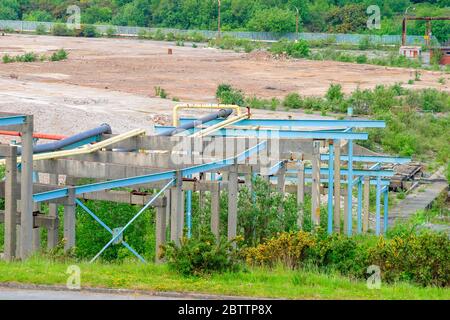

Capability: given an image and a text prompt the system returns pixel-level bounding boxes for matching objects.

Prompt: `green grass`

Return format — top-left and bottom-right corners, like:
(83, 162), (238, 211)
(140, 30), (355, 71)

(0, 257), (448, 299)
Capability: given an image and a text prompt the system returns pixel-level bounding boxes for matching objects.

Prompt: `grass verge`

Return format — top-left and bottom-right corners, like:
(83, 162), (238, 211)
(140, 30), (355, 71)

(0, 257), (448, 300)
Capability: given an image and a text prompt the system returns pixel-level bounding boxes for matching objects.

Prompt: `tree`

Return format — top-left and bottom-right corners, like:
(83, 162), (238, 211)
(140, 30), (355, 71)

(112, 0), (151, 26)
(248, 8), (296, 33)
(325, 4), (367, 33)
(0, 0), (21, 20)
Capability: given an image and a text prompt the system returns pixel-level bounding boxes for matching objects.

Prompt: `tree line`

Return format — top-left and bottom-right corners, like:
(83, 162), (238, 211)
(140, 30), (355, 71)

(0, 0), (449, 41)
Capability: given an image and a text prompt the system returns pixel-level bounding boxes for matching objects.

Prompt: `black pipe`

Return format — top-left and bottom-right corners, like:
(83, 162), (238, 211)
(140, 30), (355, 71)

(17, 123), (112, 155)
(158, 109), (233, 136)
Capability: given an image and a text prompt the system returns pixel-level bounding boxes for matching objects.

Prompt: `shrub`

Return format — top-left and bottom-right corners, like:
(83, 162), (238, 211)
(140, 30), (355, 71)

(243, 231), (316, 269)
(356, 54), (368, 64)
(50, 49), (68, 62)
(137, 29), (147, 39)
(215, 84), (245, 106)
(80, 25), (98, 38)
(16, 52), (38, 62)
(237, 178), (300, 246)
(51, 23), (72, 36)
(153, 29), (165, 41)
(165, 32), (175, 41)
(35, 24), (47, 35)
(283, 93), (303, 109)
(160, 232), (241, 276)
(358, 36), (371, 50)
(270, 39), (310, 58)
(306, 234), (373, 278)
(154, 86), (168, 99)
(106, 27), (116, 38)
(326, 84), (344, 102)
(368, 232), (450, 287)
(2, 54), (14, 64)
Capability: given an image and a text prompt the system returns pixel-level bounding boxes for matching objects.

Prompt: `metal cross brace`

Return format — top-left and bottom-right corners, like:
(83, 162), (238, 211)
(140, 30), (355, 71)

(75, 199), (147, 263)
(88, 178), (175, 263)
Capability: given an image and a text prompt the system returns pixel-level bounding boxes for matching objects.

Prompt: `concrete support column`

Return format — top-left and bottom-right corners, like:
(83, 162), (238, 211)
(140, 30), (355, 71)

(363, 177), (371, 233)
(311, 141), (321, 229)
(210, 183), (221, 240)
(155, 204), (167, 263)
(170, 171), (184, 245)
(276, 162), (286, 194)
(227, 161), (238, 241)
(3, 145), (18, 261)
(64, 187), (76, 252)
(297, 161), (305, 229)
(47, 174), (59, 249)
(32, 202), (41, 252)
(20, 115), (34, 260)
(333, 139), (341, 233)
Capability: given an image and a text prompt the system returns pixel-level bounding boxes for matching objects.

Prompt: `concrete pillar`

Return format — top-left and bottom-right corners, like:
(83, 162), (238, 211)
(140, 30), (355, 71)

(311, 141), (321, 228)
(20, 115), (34, 260)
(210, 183), (221, 240)
(47, 174), (59, 249)
(276, 162), (286, 194)
(3, 145), (18, 261)
(333, 140), (341, 233)
(297, 161), (305, 229)
(32, 202), (41, 252)
(170, 171), (184, 245)
(155, 204), (166, 263)
(63, 187), (76, 252)
(164, 189), (171, 229)
(227, 162), (238, 241)
(363, 177), (371, 233)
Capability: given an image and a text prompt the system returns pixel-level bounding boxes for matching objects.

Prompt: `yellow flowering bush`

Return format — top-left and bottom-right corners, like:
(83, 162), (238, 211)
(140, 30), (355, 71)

(243, 231), (315, 269)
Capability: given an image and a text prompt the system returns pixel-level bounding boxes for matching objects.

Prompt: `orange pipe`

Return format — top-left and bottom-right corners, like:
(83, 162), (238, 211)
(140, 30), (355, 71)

(0, 130), (67, 141)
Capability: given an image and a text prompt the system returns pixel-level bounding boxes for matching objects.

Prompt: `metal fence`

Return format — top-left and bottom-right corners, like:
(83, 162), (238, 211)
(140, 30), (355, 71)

(0, 19), (439, 46)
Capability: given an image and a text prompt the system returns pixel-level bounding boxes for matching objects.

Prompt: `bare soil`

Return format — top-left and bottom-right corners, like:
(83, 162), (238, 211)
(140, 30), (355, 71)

(0, 34), (448, 135)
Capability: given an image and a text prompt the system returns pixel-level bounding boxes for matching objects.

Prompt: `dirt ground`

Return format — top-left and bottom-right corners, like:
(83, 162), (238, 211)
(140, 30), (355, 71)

(0, 34), (449, 135)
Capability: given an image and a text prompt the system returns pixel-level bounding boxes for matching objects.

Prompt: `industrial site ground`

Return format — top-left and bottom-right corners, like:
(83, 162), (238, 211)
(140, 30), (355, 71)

(0, 33), (449, 301)
(0, 34), (449, 134)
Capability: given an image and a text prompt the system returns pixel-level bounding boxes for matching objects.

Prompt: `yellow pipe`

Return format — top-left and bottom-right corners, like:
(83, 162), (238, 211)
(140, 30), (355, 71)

(172, 104), (243, 127)
(190, 113), (249, 138)
(0, 129), (146, 164)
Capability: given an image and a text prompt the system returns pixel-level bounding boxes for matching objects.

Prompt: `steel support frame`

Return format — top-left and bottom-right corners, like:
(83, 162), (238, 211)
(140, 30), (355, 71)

(88, 179), (175, 263)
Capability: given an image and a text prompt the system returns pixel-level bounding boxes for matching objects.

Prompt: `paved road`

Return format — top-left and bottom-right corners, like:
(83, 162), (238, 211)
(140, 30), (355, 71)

(0, 287), (185, 300)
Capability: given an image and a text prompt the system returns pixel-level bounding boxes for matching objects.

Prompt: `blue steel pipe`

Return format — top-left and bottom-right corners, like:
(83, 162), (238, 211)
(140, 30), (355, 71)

(17, 123), (112, 155)
(157, 109), (233, 136)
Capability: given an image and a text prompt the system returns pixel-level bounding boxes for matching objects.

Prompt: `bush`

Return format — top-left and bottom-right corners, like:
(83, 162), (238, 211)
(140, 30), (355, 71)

(154, 86), (168, 99)
(270, 39), (310, 58)
(306, 233), (373, 279)
(106, 27), (116, 38)
(283, 92), (303, 109)
(16, 52), (38, 62)
(2, 54), (14, 64)
(50, 49), (68, 62)
(356, 54), (368, 64)
(326, 83), (344, 102)
(215, 84), (245, 106)
(160, 232), (241, 276)
(80, 25), (98, 38)
(35, 24), (47, 35)
(369, 232), (450, 287)
(243, 231), (316, 269)
(51, 23), (72, 37)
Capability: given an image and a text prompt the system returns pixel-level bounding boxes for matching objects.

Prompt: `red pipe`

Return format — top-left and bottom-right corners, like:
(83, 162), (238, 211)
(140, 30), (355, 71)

(0, 130), (67, 141)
